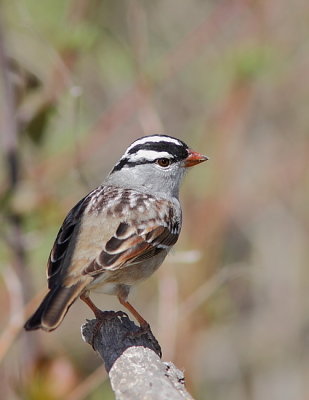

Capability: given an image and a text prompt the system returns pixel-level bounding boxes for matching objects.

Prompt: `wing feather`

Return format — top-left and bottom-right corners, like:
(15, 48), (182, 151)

(83, 220), (179, 276)
(46, 186), (181, 287)
(47, 192), (93, 288)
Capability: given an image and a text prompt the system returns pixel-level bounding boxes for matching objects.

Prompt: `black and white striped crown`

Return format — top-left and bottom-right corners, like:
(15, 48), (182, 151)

(112, 135), (189, 172)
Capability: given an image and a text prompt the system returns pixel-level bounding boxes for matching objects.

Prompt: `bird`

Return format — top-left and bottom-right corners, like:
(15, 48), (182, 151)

(24, 134), (208, 332)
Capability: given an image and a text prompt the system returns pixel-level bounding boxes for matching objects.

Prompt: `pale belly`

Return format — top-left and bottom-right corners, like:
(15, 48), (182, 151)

(87, 249), (169, 295)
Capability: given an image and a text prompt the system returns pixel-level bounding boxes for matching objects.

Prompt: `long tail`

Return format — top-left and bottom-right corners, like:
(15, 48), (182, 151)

(24, 282), (87, 332)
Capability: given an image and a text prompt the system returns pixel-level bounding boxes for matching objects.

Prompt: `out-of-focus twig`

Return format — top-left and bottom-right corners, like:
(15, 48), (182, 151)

(25, 0), (247, 183)
(179, 263), (249, 320)
(0, 22), (18, 187)
(0, 17), (38, 366)
(0, 283), (45, 364)
(126, 0), (164, 134)
(157, 271), (179, 361)
(66, 366), (107, 400)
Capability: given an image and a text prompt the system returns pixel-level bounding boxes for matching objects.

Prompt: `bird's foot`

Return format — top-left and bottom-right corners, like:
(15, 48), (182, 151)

(121, 316), (148, 336)
(91, 310), (128, 349)
(129, 322), (151, 337)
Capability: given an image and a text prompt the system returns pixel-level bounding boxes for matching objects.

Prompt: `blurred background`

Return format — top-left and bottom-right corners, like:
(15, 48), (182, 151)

(0, 0), (308, 399)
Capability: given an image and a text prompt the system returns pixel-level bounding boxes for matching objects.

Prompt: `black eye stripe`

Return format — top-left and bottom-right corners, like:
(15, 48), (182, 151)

(112, 157), (174, 172)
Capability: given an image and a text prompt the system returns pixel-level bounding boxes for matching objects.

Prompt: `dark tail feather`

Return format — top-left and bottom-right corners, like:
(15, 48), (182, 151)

(24, 283), (86, 332)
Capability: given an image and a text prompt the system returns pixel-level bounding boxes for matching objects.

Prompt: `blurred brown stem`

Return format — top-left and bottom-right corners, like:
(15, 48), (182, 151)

(0, 17), (38, 366)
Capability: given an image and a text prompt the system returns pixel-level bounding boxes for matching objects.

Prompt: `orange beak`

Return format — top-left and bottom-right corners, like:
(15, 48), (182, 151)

(184, 149), (208, 168)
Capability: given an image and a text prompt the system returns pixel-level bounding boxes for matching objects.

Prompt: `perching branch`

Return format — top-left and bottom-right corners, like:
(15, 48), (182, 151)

(81, 312), (194, 400)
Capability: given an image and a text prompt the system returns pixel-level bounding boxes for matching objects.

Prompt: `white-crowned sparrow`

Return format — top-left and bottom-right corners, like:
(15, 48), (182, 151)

(24, 135), (207, 331)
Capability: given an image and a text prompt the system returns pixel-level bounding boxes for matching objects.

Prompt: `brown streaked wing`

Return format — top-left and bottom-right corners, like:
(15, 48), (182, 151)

(47, 194), (93, 288)
(83, 221), (179, 275)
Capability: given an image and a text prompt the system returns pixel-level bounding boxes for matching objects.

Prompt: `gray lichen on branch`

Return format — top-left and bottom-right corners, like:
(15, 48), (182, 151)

(81, 312), (194, 400)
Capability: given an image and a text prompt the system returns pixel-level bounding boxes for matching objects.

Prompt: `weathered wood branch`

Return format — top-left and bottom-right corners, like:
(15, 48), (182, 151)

(81, 311), (194, 400)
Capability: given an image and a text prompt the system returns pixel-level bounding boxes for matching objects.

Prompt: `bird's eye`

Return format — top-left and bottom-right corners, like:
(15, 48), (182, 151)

(156, 158), (171, 168)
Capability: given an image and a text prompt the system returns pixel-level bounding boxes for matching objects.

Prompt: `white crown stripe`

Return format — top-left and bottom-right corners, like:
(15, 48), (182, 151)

(126, 135), (182, 154)
(128, 150), (171, 162)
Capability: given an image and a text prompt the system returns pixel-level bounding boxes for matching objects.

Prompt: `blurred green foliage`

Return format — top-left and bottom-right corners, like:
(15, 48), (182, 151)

(1, 0), (309, 399)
